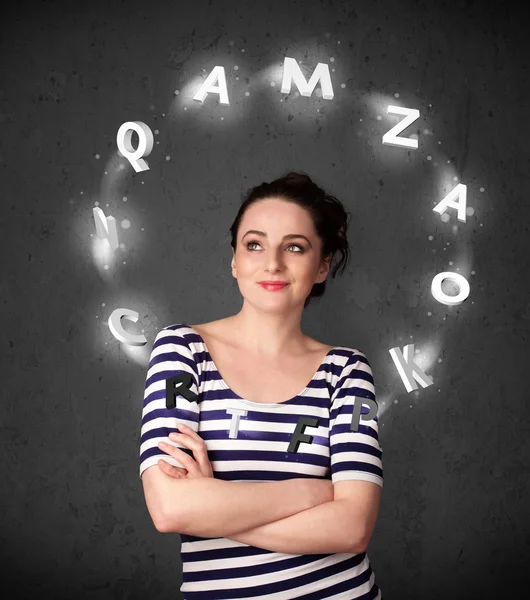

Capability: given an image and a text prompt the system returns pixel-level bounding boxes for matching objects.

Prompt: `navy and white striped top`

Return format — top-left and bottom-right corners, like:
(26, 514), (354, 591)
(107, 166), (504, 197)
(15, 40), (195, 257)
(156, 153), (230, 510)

(139, 323), (384, 599)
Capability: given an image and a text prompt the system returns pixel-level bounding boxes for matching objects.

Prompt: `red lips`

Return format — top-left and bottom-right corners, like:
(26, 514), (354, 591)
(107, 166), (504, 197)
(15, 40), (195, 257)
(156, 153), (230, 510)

(259, 282), (288, 289)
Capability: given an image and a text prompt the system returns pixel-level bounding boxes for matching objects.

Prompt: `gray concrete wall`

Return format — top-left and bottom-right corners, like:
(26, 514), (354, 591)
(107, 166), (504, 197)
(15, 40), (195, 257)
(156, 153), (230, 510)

(1, 0), (528, 598)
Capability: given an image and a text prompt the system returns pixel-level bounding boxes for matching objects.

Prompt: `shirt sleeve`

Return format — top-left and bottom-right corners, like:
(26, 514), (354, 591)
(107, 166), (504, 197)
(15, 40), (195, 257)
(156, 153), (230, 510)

(139, 325), (201, 479)
(329, 350), (384, 488)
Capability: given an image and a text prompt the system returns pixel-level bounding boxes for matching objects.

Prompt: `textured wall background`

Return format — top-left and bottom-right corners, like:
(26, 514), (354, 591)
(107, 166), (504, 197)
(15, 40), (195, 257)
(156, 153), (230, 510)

(1, 0), (529, 598)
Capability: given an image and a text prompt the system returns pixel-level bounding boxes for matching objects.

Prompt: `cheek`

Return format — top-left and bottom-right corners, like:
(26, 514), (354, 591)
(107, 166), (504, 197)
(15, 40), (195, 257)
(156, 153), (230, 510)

(237, 261), (258, 276)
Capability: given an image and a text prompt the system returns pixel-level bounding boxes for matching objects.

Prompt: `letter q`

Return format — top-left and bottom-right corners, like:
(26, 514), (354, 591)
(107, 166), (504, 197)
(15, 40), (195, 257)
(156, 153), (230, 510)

(116, 121), (154, 173)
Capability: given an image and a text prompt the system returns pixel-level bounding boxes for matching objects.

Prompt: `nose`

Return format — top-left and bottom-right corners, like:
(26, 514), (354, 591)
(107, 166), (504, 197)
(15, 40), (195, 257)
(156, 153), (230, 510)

(264, 248), (285, 272)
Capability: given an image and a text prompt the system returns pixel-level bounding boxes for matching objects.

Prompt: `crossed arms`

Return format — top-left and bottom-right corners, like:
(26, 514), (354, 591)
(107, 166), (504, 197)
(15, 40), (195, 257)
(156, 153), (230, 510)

(143, 467), (382, 555)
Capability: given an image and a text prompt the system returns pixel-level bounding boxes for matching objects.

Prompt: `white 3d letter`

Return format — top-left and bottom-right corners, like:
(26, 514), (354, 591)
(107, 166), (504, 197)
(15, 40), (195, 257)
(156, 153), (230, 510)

(108, 308), (147, 346)
(116, 121), (154, 173)
(281, 57), (334, 100)
(93, 207), (119, 250)
(382, 105), (420, 149)
(389, 344), (434, 393)
(433, 183), (467, 223)
(226, 407), (248, 438)
(193, 66), (229, 105)
(431, 272), (470, 306)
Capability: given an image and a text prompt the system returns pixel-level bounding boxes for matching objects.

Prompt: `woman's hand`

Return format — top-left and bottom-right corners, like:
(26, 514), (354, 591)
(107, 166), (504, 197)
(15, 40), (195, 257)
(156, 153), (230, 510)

(157, 423), (214, 479)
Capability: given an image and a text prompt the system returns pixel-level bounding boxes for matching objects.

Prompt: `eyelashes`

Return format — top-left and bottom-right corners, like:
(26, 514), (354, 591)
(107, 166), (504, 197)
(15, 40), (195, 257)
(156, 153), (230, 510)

(246, 240), (305, 253)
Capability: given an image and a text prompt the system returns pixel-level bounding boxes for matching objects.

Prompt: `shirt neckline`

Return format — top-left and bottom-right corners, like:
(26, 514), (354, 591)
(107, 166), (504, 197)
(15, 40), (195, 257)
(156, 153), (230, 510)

(183, 323), (338, 407)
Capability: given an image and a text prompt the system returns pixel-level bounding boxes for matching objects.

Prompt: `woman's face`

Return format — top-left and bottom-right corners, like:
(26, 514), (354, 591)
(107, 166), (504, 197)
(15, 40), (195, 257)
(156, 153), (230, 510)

(231, 198), (331, 309)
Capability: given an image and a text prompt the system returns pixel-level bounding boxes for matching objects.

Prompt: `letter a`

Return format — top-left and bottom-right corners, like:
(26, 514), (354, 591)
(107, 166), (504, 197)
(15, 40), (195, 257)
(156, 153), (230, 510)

(433, 183), (467, 223)
(193, 66), (229, 105)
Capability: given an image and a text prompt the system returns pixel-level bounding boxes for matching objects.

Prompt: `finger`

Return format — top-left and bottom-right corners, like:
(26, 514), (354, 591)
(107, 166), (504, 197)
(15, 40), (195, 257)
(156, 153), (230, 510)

(176, 423), (204, 442)
(170, 433), (210, 473)
(158, 459), (187, 477)
(158, 458), (187, 474)
(158, 441), (199, 476)
(158, 460), (183, 477)
(169, 432), (201, 452)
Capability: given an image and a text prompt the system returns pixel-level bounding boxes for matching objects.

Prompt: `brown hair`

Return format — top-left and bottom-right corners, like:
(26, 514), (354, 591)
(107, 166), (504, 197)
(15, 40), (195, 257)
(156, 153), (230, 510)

(229, 171), (352, 308)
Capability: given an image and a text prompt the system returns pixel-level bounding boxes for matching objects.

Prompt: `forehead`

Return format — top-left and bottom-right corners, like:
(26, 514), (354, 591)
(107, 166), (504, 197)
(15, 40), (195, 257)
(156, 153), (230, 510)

(241, 198), (315, 232)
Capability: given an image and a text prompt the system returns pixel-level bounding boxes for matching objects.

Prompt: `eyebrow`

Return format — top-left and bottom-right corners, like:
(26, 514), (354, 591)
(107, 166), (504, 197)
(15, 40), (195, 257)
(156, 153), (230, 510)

(242, 230), (312, 247)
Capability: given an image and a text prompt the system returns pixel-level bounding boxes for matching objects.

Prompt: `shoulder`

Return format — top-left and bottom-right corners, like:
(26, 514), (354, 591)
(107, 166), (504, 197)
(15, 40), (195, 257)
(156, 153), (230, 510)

(158, 319), (236, 349)
(306, 337), (335, 354)
(154, 323), (201, 351)
(333, 350), (374, 392)
(189, 319), (223, 334)
(189, 318), (239, 350)
(328, 348), (371, 379)
(155, 323), (192, 340)
(334, 348), (371, 367)
(159, 321), (211, 336)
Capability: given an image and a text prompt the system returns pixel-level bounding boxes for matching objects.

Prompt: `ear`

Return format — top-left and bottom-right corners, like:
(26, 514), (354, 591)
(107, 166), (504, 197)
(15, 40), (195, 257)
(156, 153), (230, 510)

(315, 253), (332, 284)
(231, 247), (236, 276)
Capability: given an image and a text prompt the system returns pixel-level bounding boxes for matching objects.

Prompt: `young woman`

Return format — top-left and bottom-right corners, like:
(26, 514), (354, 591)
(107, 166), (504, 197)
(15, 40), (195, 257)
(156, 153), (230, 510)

(139, 172), (384, 599)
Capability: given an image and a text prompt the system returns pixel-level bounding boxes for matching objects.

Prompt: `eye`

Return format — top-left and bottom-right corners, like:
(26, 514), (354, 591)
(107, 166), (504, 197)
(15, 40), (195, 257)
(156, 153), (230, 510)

(246, 240), (305, 252)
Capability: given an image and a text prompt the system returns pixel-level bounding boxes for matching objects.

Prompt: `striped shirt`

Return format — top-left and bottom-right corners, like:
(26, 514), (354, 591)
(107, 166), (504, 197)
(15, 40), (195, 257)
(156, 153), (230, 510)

(139, 323), (384, 599)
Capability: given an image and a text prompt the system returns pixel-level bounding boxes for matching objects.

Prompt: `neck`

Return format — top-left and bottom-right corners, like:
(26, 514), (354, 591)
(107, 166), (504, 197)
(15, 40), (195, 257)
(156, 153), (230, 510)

(227, 310), (307, 357)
